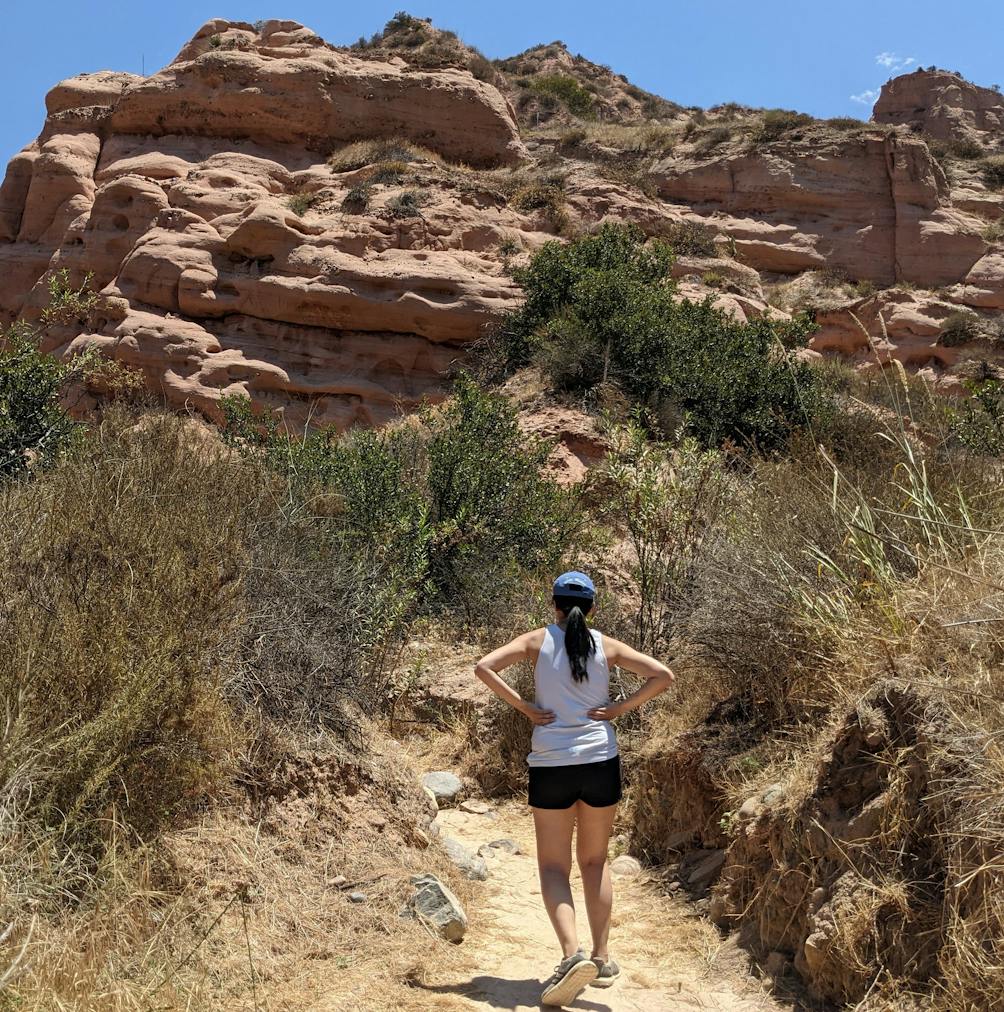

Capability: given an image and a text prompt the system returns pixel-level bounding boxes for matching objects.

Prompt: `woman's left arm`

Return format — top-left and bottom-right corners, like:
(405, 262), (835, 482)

(588, 636), (674, 721)
(475, 632), (555, 726)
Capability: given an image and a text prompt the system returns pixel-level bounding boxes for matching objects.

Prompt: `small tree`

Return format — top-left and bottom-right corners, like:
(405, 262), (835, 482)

(590, 419), (733, 654)
(0, 323), (77, 478)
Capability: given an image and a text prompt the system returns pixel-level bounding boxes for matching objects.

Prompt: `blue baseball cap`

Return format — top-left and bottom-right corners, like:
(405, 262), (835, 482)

(553, 571), (596, 600)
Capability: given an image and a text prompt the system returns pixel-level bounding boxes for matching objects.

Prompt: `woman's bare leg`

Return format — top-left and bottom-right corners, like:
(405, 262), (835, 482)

(532, 805), (579, 957)
(574, 801), (618, 961)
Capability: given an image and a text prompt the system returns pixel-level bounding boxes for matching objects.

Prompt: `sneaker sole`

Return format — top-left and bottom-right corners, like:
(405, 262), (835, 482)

(590, 974), (619, 988)
(541, 961), (598, 1006)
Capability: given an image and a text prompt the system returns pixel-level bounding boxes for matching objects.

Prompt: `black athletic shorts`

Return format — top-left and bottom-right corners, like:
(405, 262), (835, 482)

(528, 755), (622, 810)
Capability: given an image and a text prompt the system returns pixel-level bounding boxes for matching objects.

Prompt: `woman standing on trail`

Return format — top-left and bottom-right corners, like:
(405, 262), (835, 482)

(475, 571), (674, 1007)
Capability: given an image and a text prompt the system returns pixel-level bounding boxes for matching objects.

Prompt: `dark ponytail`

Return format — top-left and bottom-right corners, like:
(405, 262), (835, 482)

(554, 594), (595, 682)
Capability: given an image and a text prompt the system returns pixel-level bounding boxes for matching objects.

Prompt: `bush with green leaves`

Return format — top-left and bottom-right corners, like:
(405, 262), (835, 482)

(496, 223), (820, 450)
(0, 323), (78, 478)
(222, 376), (576, 626)
(952, 379), (1004, 455)
(589, 420), (734, 655)
(387, 189), (428, 218)
(527, 74), (595, 117)
(982, 156), (1004, 191)
(751, 108), (814, 145)
(287, 190), (320, 216)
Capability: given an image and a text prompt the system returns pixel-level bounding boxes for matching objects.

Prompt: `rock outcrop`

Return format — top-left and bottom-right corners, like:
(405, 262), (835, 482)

(874, 69), (1004, 149)
(0, 19), (530, 427)
(0, 15), (1002, 423)
(652, 130), (988, 287)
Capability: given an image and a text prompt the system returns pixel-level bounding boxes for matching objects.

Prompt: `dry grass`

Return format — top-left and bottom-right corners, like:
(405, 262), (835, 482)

(616, 354), (1004, 1005)
(328, 138), (444, 174)
(0, 715), (473, 1010)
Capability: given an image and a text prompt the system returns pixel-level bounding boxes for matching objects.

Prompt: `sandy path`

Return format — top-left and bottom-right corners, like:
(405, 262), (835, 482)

(405, 801), (780, 1012)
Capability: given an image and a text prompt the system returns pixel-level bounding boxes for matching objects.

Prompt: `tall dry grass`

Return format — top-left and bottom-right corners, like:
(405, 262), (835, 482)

(623, 359), (1004, 1006)
(0, 408), (453, 1008)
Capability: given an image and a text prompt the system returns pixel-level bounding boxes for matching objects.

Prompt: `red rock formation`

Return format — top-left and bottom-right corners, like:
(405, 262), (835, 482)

(651, 130), (988, 287)
(0, 16), (1001, 422)
(0, 19), (529, 427)
(874, 70), (1004, 149)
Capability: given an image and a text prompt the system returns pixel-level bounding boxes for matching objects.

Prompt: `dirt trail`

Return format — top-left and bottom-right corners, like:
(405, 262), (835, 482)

(403, 799), (781, 1012)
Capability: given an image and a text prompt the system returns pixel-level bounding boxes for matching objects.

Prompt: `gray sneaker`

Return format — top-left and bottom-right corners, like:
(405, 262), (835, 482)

(541, 951), (598, 1006)
(590, 956), (621, 988)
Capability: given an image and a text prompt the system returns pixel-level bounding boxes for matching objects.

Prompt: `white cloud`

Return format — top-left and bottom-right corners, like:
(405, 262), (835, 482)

(850, 89), (880, 105)
(875, 52), (916, 72)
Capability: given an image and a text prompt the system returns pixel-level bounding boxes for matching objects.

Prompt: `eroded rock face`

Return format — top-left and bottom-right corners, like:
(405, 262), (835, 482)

(0, 19), (529, 427)
(0, 16), (1001, 423)
(874, 70), (1004, 149)
(710, 683), (970, 1005)
(652, 131), (988, 287)
(110, 20), (525, 167)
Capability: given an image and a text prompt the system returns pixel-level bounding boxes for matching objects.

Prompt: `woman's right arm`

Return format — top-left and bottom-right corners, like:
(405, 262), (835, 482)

(475, 631), (555, 726)
(588, 637), (674, 721)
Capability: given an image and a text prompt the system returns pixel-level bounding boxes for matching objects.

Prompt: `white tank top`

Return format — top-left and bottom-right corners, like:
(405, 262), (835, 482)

(527, 624), (618, 768)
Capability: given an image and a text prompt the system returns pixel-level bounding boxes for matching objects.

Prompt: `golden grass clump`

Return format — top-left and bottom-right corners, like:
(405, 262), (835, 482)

(328, 137), (444, 173)
(0, 411), (247, 841)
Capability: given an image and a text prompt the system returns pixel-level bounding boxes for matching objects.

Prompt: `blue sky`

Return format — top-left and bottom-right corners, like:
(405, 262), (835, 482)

(2, 1), (1003, 166)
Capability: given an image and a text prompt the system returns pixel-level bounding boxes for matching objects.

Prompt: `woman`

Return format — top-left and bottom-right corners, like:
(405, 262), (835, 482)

(475, 570), (674, 1007)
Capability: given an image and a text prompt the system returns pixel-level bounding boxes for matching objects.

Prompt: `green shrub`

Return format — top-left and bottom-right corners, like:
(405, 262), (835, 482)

(659, 219), (719, 258)
(952, 379), (1004, 454)
(528, 74), (595, 117)
(826, 116), (868, 130)
(500, 224), (821, 450)
(386, 189), (428, 218)
(0, 323), (78, 478)
(983, 219), (1004, 243)
(589, 421), (734, 655)
(222, 376), (576, 626)
(287, 190), (319, 216)
(939, 310), (982, 346)
(510, 179), (568, 232)
(982, 156), (1004, 191)
(341, 182), (373, 213)
(468, 51), (498, 83)
(694, 125), (732, 152)
(498, 232), (523, 258)
(423, 376), (576, 617)
(40, 268), (98, 327)
(751, 108), (814, 145)
(369, 160), (409, 184)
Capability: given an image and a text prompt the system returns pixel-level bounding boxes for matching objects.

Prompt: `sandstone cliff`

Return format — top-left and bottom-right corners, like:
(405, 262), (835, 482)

(0, 17), (1002, 424)
(875, 68), (1004, 149)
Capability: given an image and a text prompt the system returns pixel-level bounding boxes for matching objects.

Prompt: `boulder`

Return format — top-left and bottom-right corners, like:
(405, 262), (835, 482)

(609, 855), (643, 878)
(408, 873), (468, 942)
(478, 838), (520, 857)
(442, 836), (489, 881)
(422, 771), (463, 804)
(459, 799), (493, 816)
(874, 69), (1004, 147)
(687, 849), (726, 890)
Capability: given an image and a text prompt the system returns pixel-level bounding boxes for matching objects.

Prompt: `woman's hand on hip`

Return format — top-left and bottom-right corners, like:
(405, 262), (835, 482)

(520, 702), (556, 725)
(588, 701), (626, 721)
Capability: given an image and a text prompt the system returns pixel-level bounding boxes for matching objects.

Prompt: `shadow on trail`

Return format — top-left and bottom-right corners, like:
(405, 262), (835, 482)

(413, 975), (612, 1010)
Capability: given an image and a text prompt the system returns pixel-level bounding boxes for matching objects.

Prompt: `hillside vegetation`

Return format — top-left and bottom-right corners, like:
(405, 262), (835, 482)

(3, 230), (1004, 1006)
(0, 10), (1003, 1011)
